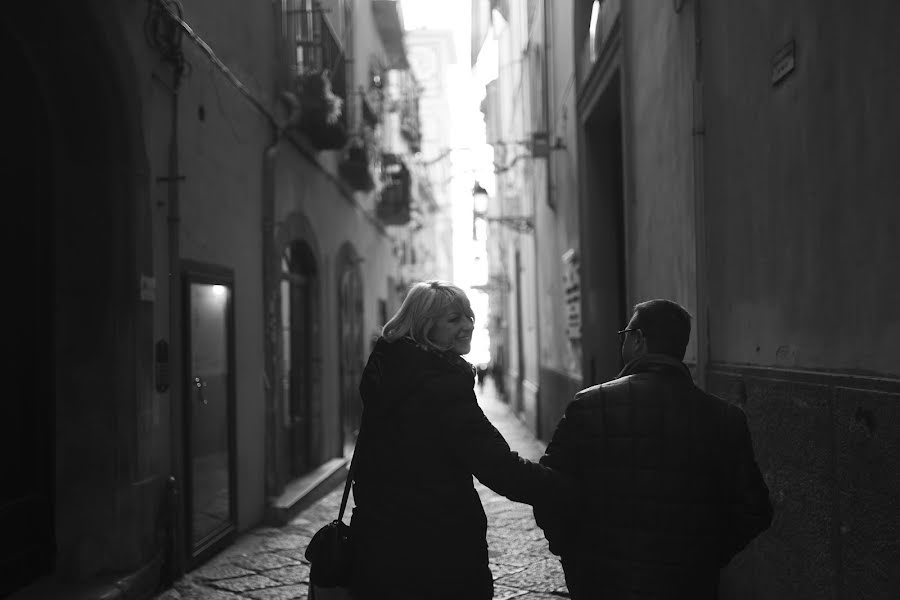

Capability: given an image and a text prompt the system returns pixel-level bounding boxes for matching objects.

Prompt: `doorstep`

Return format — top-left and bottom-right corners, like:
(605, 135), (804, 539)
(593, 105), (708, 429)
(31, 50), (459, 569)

(266, 456), (351, 526)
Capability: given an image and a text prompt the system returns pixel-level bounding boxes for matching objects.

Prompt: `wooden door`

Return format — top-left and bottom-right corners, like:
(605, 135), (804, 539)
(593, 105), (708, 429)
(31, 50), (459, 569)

(338, 262), (363, 454)
(0, 31), (54, 596)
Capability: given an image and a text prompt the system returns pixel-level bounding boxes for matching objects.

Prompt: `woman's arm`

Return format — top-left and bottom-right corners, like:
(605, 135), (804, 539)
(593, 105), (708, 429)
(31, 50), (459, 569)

(534, 398), (584, 556)
(434, 375), (573, 508)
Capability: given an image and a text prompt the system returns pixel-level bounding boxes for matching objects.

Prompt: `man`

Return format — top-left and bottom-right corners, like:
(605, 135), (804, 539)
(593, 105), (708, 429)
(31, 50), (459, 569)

(536, 299), (772, 599)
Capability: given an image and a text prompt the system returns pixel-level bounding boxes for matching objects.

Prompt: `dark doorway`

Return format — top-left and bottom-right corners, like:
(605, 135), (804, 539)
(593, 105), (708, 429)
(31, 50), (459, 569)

(337, 247), (364, 456)
(281, 241), (321, 477)
(0, 31), (55, 597)
(580, 71), (627, 385)
(182, 263), (237, 567)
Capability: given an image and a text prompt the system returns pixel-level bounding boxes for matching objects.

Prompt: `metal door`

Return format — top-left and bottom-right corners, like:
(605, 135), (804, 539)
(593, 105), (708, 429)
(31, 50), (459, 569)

(183, 268), (236, 564)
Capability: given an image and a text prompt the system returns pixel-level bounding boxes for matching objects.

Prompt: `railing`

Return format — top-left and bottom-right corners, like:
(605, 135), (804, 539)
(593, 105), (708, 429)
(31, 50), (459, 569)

(399, 76), (421, 152)
(281, 1), (347, 127)
(377, 155), (412, 225)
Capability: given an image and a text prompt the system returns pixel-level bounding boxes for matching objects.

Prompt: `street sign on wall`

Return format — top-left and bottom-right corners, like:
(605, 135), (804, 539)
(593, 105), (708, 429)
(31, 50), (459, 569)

(771, 40), (796, 86)
(562, 249), (581, 340)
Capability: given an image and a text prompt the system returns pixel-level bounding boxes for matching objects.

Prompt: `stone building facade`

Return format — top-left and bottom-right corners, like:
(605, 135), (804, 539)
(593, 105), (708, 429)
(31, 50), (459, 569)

(480, 0), (900, 597)
(3, 0), (424, 597)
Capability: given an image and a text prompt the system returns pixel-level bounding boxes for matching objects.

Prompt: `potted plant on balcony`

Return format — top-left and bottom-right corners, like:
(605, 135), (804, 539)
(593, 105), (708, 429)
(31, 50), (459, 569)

(338, 136), (375, 192)
(376, 155), (412, 225)
(282, 69), (347, 150)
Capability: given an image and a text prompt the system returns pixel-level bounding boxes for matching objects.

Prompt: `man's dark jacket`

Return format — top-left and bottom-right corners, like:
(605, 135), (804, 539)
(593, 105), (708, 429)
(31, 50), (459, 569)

(350, 337), (570, 600)
(536, 354), (773, 599)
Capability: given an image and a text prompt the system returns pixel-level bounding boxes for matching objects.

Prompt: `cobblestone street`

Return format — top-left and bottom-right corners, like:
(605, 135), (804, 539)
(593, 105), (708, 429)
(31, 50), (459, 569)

(155, 379), (569, 600)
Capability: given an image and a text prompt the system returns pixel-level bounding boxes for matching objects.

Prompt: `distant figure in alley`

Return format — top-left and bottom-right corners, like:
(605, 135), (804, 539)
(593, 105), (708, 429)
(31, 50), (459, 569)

(349, 280), (572, 600)
(536, 299), (773, 599)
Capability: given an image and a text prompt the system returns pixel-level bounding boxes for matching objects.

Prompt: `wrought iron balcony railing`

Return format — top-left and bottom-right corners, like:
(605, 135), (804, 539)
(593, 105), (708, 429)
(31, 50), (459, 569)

(281, 1), (347, 128)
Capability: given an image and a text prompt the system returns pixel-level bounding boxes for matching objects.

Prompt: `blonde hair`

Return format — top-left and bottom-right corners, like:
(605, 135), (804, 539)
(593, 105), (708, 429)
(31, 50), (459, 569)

(382, 280), (475, 350)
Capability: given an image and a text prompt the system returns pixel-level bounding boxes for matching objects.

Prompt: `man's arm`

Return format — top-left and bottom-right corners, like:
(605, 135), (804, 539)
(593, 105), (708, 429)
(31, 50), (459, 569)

(720, 406), (774, 566)
(534, 397), (585, 556)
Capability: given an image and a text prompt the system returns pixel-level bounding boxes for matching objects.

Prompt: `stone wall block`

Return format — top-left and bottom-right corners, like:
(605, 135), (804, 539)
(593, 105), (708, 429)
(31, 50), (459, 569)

(834, 386), (900, 597)
(711, 371), (839, 599)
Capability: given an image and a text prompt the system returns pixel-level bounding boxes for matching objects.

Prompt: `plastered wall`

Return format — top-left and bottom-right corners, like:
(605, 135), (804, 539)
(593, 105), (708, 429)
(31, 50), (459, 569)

(622, 0), (698, 365)
(703, 0), (900, 377)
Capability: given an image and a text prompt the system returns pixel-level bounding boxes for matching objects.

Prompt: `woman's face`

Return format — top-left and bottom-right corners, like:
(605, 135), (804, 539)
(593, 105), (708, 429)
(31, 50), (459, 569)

(428, 308), (474, 355)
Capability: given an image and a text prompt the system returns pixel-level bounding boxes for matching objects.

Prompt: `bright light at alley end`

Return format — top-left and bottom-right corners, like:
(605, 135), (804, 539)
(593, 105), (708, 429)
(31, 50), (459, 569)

(462, 181), (491, 367)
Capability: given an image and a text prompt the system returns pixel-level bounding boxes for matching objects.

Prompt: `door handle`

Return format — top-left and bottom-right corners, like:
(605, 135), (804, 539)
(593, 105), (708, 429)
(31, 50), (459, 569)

(194, 376), (208, 405)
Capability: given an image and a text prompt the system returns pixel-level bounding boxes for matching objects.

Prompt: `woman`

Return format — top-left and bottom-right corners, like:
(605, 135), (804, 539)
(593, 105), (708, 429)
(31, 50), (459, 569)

(349, 280), (570, 599)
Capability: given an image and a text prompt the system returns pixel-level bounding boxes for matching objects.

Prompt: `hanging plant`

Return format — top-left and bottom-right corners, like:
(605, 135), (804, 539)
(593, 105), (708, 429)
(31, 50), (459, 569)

(377, 154), (412, 225)
(283, 69), (347, 150)
(339, 138), (375, 192)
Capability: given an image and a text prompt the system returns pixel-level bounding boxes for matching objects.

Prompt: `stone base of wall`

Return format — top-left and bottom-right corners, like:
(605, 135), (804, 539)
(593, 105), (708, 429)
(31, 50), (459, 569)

(708, 364), (900, 600)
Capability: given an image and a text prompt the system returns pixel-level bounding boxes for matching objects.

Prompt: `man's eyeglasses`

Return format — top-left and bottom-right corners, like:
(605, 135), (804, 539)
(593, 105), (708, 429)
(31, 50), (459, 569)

(617, 327), (640, 340)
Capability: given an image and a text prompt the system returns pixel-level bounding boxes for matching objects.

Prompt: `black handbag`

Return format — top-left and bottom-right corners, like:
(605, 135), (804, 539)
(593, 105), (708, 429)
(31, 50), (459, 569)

(305, 428), (361, 599)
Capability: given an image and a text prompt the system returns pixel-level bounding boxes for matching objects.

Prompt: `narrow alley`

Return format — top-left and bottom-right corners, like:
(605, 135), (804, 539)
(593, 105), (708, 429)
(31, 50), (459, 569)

(5, 1), (899, 598)
(154, 379), (567, 600)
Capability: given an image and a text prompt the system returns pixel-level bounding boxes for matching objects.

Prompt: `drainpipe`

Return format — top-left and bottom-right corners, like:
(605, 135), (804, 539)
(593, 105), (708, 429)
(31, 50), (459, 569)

(691, 0), (708, 389)
(262, 135), (281, 503)
(164, 42), (185, 584)
(144, 0), (188, 581)
(534, 0), (552, 439)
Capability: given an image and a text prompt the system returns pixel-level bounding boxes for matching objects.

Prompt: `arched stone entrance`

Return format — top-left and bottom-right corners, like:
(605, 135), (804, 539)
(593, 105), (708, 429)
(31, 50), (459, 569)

(1, 23), (55, 598)
(2, 3), (155, 594)
(280, 237), (323, 478)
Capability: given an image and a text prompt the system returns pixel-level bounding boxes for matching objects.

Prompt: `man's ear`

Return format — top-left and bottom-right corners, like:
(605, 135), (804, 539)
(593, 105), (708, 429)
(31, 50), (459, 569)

(636, 330), (648, 352)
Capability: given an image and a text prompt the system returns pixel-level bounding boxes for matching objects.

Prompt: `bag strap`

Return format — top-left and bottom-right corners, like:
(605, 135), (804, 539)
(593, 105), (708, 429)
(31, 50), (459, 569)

(337, 414), (363, 523)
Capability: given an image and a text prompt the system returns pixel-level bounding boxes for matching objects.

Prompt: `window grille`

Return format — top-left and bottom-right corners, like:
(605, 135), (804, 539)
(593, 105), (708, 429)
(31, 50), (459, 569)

(281, 0), (347, 110)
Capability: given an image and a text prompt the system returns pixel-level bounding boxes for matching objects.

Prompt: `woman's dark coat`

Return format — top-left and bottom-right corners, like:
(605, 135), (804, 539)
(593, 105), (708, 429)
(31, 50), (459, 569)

(349, 336), (567, 599)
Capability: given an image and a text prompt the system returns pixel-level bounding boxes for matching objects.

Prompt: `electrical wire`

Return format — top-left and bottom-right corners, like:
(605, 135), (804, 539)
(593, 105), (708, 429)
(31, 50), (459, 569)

(494, 152), (530, 174)
(207, 62), (248, 144)
(552, 71), (575, 135)
(145, 0), (189, 85)
(151, 0), (278, 128)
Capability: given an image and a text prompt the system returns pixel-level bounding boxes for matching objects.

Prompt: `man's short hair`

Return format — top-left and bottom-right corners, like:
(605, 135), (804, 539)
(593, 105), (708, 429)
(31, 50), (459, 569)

(631, 299), (692, 360)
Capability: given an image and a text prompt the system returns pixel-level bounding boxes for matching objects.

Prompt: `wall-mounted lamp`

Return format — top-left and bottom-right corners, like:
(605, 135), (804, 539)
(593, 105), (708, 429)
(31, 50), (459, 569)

(472, 182), (534, 234)
(530, 132), (566, 158)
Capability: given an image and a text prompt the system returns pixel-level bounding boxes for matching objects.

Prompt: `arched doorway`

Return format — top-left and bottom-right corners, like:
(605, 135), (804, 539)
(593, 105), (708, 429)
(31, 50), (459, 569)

(1, 27), (54, 597)
(4, 3), (158, 593)
(337, 244), (364, 455)
(281, 241), (321, 477)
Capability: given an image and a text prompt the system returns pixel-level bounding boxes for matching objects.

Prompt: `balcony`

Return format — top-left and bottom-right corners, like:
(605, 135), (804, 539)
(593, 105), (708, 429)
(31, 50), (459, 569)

(338, 138), (376, 192)
(376, 154), (411, 225)
(281, 1), (348, 150)
(398, 84), (421, 153)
